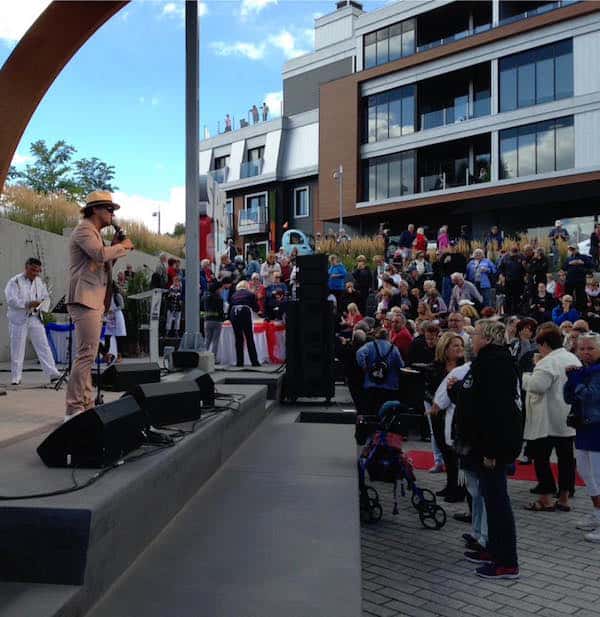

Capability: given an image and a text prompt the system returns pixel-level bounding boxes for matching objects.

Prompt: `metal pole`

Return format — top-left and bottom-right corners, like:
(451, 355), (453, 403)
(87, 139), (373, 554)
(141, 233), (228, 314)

(183, 0), (202, 350)
(158, 207), (161, 235)
(338, 164), (343, 233)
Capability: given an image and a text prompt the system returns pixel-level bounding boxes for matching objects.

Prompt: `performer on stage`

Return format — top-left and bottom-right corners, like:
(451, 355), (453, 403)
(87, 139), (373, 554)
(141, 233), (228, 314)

(65, 191), (133, 420)
(4, 257), (61, 385)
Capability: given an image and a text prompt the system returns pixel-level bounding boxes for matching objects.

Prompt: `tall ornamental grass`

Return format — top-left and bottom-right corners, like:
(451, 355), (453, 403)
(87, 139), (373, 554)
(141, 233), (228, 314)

(1, 186), (184, 257)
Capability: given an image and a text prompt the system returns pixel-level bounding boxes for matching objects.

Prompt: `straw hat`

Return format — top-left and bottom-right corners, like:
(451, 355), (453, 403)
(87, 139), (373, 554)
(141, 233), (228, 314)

(82, 190), (120, 211)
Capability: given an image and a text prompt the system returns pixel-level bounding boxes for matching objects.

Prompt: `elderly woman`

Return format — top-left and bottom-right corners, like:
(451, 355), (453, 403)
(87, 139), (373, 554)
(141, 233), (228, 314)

(328, 254), (347, 308)
(228, 280), (260, 367)
(522, 324), (581, 511)
(564, 333), (600, 542)
(553, 294), (581, 325)
(459, 300), (479, 323)
(260, 253), (281, 286)
(466, 248), (497, 308)
(248, 272), (266, 317)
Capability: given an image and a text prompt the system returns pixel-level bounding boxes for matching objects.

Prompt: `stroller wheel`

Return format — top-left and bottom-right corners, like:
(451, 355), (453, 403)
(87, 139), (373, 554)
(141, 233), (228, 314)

(419, 504), (447, 530)
(366, 486), (379, 504)
(411, 488), (436, 510)
(368, 501), (383, 523)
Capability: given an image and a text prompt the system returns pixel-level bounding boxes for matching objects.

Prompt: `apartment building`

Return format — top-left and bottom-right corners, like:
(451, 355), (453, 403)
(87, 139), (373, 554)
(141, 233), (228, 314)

(317, 0), (600, 241)
(201, 0), (600, 251)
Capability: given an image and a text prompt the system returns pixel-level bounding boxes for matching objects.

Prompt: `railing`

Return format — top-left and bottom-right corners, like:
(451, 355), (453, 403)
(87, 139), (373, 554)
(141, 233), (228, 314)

(238, 207), (268, 235)
(498, 1), (577, 27)
(416, 23), (491, 53)
(211, 101), (285, 137)
(420, 172), (446, 192)
(209, 167), (229, 184)
(420, 96), (490, 130)
(240, 158), (264, 179)
(419, 167), (491, 193)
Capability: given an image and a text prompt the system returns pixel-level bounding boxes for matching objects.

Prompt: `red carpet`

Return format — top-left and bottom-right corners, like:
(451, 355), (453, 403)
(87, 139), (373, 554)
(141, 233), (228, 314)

(406, 450), (585, 486)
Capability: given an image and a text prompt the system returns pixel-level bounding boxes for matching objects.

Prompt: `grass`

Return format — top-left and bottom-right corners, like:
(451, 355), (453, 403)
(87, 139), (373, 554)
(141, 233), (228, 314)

(0, 186), (184, 257)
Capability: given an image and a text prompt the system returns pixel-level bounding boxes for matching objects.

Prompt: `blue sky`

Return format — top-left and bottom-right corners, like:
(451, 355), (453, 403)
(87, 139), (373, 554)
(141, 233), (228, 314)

(1, 0), (387, 232)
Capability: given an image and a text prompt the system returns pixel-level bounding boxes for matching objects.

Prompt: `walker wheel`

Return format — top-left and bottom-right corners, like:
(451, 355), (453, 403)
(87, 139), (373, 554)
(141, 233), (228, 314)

(419, 504), (447, 530)
(368, 502), (383, 523)
(366, 486), (379, 504)
(411, 488), (436, 510)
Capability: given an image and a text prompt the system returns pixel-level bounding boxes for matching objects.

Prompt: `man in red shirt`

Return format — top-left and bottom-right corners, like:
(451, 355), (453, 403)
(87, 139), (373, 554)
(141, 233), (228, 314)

(389, 313), (413, 362)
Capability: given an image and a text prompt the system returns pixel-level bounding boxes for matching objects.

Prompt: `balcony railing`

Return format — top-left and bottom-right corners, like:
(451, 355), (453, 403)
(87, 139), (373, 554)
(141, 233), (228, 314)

(209, 167), (229, 184)
(417, 23), (491, 53)
(420, 97), (490, 130)
(240, 158), (264, 179)
(238, 207), (268, 235)
(419, 167), (490, 192)
(498, 1), (577, 27)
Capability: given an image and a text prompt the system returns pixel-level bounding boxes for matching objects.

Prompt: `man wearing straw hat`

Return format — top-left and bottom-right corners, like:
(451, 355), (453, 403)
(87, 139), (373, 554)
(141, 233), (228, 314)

(65, 191), (133, 421)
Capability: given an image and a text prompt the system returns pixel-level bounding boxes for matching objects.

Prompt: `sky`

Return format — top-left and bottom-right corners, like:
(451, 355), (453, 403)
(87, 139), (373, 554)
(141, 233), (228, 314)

(0, 0), (388, 233)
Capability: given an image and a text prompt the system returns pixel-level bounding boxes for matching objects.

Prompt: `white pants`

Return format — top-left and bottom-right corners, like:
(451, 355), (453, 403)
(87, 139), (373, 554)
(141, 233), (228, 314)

(576, 449), (600, 497)
(166, 310), (181, 333)
(9, 317), (59, 383)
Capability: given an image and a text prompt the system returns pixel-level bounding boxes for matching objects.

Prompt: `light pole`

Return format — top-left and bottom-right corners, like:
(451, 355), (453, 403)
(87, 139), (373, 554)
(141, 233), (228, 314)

(152, 207), (161, 234)
(333, 164), (343, 233)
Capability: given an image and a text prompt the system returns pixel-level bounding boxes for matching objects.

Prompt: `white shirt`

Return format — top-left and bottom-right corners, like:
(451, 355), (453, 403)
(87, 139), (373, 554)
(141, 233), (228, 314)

(5, 273), (51, 325)
(433, 362), (472, 447)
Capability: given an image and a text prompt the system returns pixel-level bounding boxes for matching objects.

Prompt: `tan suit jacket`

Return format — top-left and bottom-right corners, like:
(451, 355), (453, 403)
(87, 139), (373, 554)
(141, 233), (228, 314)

(67, 219), (128, 312)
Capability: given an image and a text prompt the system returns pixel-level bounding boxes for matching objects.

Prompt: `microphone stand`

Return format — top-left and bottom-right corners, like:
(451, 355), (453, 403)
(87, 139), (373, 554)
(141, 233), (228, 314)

(54, 317), (74, 390)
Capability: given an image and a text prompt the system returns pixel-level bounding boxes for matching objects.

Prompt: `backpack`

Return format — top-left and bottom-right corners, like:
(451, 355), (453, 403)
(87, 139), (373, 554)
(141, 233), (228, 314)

(368, 341), (394, 385)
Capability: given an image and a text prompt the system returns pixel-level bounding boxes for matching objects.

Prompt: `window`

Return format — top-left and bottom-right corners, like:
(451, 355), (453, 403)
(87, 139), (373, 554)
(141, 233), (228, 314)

(499, 39), (573, 112)
(214, 155), (230, 170)
(225, 198), (234, 232)
(294, 187), (309, 218)
(363, 84), (415, 143)
(245, 192), (266, 210)
(499, 116), (574, 180)
(363, 18), (415, 69)
(363, 151), (416, 201)
(247, 146), (264, 162)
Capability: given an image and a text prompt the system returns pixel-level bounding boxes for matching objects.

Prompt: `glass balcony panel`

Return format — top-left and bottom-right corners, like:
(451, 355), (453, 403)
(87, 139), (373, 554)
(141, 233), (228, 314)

(420, 173), (445, 192)
(240, 159), (263, 179)
(209, 167), (229, 184)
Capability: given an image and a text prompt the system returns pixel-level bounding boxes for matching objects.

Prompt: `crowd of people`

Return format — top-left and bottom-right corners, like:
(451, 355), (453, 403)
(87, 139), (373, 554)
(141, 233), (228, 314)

(334, 221), (600, 580)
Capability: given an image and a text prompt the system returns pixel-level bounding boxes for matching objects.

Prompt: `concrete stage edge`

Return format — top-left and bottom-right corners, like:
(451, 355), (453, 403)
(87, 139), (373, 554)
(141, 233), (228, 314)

(0, 370), (362, 617)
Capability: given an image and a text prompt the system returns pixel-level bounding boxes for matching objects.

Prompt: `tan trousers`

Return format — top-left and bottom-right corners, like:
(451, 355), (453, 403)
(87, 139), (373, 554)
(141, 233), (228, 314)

(66, 304), (103, 414)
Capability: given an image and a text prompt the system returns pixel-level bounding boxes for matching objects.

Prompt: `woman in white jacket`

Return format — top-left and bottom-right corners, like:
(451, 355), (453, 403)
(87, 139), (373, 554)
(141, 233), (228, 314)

(522, 323), (581, 512)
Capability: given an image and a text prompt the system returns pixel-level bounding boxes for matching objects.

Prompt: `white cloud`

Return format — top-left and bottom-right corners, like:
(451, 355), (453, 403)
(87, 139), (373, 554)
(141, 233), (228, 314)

(240, 0), (277, 17)
(0, 0), (50, 42)
(264, 91), (283, 118)
(210, 40), (266, 61)
(151, 96), (160, 106)
(161, 1), (207, 21)
(268, 30), (308, 59)
(113, 187), (185, 235)
(11, 152), (32, 167)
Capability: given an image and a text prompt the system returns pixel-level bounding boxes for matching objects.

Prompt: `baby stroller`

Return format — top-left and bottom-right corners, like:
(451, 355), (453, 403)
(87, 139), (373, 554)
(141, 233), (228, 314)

(357, 401), (447, 529)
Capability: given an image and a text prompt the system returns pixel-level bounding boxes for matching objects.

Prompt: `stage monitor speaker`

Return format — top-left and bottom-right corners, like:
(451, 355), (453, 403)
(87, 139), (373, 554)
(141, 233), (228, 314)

(172, 351), (200, 369)
(297, 254), (328, 286)
(37, 396), (146, 468)
(184, 369), (216, 405)
(101, 362), (161, 391)
(131, 381), (203, 426)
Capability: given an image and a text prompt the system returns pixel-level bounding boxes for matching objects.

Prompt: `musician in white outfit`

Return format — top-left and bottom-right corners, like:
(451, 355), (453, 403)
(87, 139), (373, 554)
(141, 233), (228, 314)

(4, 258), (61, 385)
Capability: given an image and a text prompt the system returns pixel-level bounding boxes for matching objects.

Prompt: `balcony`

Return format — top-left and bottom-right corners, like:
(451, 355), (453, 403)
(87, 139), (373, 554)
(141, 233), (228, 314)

(240, 159), (264, 179)
(238, 207), (267, 235)
(420, 168), (491, 193)
(209, 167), (229, 184)
(498, 1), (578, 27)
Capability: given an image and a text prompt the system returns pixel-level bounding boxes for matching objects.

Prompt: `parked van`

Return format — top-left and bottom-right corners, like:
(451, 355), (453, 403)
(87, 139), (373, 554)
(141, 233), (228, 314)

(282, 229), (313, 255)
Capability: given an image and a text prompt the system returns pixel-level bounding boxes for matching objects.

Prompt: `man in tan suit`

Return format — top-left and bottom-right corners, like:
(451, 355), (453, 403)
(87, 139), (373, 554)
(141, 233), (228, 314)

(65, 191), (133, 419)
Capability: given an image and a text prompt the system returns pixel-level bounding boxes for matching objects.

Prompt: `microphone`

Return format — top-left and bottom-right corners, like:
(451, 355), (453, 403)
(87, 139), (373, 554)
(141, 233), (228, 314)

(113, 222), (126, 242)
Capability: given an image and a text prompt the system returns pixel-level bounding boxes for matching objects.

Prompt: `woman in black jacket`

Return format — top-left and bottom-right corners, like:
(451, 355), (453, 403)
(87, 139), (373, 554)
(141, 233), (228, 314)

(424, 332), (466, 502)
(352, 255), (372, 315)
(200, 280), (227, 355)
(228, 281), (260, 367)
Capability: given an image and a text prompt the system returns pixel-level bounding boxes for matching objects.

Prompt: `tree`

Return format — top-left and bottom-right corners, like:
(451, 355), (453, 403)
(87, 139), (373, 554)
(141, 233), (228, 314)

(73, 157), (118, 196)
(12, 140), (78, 197)
(172, 222), (185, 237)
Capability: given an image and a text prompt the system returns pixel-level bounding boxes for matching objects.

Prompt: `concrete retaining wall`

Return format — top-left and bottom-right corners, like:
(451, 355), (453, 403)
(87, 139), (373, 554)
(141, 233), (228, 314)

(0, 218), (163, 362)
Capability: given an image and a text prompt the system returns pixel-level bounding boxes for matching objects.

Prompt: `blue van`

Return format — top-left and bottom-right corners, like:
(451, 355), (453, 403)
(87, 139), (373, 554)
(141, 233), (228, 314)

(282, 229), (313, 255)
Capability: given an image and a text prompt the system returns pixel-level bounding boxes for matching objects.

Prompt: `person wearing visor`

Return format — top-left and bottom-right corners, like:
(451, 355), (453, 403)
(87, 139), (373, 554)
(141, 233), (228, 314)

(65, 191), (133, 421)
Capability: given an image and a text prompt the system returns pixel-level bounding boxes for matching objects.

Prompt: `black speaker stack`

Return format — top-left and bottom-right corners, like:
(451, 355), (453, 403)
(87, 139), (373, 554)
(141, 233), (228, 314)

(100, 362), (161, 391)
(37, 371), (216, 468)
(284, 254), (335, 402)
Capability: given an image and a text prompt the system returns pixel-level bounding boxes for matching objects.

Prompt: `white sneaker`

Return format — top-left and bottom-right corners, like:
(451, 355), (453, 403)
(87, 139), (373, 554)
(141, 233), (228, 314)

(584, 529), (600, 543)
(576, 513), (600, 531)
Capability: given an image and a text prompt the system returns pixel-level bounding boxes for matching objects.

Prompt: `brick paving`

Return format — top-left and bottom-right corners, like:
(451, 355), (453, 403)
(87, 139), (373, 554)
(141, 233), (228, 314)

(361, 439), (600, 617)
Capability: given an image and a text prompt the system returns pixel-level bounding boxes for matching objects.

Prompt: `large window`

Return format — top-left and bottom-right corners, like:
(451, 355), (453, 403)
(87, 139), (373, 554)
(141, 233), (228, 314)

(499, 39), (573, 112)
(363, 151), (416, 201)
(499, 116), (574, 179)
(364, 18), (415, 69)
(214, 155), (230, 169)
(294, 187), (309, 218)
(245, 192), (266, 210)
(363, 85), (415, 143)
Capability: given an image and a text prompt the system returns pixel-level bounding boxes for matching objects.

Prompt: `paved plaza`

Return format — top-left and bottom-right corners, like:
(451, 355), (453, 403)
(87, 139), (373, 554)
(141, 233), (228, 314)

(361, 441), (600, 617)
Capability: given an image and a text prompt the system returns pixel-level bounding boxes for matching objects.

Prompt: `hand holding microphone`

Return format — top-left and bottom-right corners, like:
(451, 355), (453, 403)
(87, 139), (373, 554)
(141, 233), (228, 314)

(112, 222), (134, 251)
